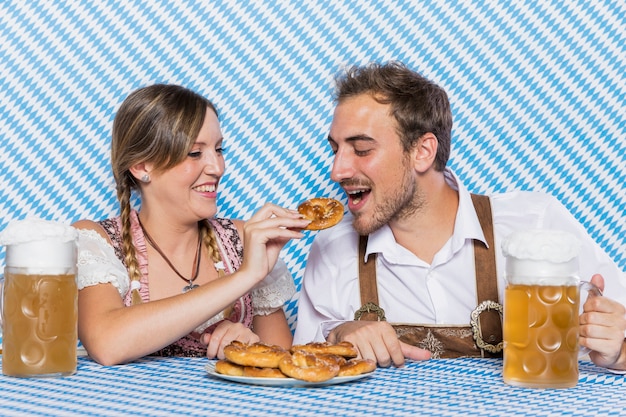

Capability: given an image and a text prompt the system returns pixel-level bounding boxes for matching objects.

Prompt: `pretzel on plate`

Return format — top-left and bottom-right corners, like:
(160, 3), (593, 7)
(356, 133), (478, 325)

(215, 359), (287, 378)
(290, 341), (358, 358)
(338, 358), (377, 376)
(278, 350), (340, 382)
(223, 341), (289, 368)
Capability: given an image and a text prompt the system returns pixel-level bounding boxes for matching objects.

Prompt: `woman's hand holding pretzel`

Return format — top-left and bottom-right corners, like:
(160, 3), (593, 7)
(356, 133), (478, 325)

(239, 203), (310, 285)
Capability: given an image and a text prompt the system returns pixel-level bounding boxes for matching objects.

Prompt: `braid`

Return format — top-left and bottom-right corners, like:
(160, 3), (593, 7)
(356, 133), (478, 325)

(200, 220), (222, 265)
(118, 176), (143, 305)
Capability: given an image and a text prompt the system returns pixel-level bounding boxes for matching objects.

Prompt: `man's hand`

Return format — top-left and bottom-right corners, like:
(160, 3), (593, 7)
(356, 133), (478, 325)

(327, 320), (431, 367)
(580, 274), (626, 370)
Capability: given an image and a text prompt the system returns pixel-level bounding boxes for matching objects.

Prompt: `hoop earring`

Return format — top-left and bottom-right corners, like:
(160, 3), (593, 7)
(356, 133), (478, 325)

(140, 174), (151, 183)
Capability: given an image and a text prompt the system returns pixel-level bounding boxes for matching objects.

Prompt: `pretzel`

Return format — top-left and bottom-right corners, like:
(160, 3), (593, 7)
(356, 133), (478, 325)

(290, 341), (358, 358)
(297, 198), (344, 230)
(215, 359), (244, 376)
(338, 358), (377, 376)
(215, 359), (287, 378)
(218, 341), (375, 381)
(315, 353), (347, 368)
(278, 350), (340, 382)
(243, 366), (287, 378)
(223, 341), (289, 368)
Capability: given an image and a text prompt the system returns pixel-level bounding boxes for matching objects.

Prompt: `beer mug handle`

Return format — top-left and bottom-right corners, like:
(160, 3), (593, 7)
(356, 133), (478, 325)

(579, 280), (603, 358)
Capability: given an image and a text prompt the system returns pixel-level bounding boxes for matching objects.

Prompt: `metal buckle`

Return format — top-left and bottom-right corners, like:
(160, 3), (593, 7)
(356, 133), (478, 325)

(354, 302), (386, 321)
(469, 300), (503, 354)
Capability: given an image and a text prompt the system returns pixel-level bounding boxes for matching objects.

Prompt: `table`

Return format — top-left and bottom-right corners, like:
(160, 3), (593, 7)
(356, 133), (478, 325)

(0, 356), (624, 416)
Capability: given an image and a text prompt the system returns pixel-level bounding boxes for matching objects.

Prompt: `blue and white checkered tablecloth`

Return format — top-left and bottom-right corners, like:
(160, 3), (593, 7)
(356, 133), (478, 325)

(0, 356), (624, 416)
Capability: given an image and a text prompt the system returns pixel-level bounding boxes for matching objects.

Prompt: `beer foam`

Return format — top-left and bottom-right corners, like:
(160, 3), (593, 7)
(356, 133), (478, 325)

(0, 218), (78, 271)
(502, 229), (580, 285)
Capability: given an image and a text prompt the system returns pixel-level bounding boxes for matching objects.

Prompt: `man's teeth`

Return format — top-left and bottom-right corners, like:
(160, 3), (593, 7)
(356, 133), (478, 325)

(195, 185), (216, 192)
(348, 190), (364, 204)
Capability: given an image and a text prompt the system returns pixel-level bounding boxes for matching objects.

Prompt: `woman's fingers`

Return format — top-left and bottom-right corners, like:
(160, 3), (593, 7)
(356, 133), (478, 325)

(204, 321), (260, 359)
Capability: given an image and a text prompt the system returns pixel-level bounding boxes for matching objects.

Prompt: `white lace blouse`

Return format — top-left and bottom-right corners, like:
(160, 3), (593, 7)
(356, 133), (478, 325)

(76, 229), (296, 316)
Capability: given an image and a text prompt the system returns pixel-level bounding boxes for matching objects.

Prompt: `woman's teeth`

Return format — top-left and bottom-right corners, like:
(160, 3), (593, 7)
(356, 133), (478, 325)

(195, 185), (216, 192)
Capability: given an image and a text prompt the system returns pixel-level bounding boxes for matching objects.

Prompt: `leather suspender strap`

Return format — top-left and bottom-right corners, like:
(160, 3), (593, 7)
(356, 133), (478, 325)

(356, 235), (386, 321)
(469, 194), (503, 349)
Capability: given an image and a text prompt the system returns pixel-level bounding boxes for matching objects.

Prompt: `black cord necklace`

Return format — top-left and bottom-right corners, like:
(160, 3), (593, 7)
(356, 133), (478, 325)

(138, 218), (202, 293)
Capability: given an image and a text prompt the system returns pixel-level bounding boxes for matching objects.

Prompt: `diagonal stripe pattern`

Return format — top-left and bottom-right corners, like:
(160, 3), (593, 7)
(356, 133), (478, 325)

(1, 1), (624, 331)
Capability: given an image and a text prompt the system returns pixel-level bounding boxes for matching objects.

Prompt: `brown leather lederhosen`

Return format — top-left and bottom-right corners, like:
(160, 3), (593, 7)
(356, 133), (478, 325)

(354, 194), (503, 358)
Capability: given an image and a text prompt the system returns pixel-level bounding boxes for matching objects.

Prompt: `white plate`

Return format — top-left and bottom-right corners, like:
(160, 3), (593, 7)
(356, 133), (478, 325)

(205, 362), (374, 387)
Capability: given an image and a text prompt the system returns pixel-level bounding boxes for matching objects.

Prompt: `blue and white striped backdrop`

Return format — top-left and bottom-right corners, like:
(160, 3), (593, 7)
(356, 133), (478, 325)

(1, 0), (624, 329)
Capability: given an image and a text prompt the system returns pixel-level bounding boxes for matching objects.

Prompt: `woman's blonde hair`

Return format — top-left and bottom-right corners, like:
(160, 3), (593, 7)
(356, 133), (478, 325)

(111, 84), (222, 304)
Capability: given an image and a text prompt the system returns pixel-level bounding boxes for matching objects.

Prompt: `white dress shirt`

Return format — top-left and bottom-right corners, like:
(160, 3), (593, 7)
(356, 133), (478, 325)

(293, 170), (626, 344)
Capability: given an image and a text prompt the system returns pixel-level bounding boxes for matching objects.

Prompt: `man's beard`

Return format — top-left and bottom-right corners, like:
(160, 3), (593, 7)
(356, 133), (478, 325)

(352, 168), (424, 236)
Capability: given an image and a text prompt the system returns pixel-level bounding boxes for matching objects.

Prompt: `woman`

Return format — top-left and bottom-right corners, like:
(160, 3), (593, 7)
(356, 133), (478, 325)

(74, 84), (309, 365)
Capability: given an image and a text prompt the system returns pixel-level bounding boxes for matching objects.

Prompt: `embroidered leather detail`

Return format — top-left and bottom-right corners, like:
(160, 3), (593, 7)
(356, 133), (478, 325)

(354, 302), (386, 321)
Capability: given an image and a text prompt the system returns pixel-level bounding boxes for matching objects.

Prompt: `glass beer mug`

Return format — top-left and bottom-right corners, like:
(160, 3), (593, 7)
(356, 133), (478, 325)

(501, 229), (600, 389)
(0, 219), (78, 377)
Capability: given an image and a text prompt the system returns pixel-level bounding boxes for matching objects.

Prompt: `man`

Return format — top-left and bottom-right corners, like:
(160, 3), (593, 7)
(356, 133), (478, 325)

(293, 61), (626, 370)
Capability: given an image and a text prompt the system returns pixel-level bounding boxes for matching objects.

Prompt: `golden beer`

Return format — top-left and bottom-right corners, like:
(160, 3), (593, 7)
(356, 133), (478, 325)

(503, 283), (579, 388)
(2, 272), (77, 377)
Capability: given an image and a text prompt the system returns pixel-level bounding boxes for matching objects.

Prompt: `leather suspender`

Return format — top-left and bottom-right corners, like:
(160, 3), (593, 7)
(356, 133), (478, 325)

(355, 193), (503, 355)
(469, 194), (503, 349)
(356, 236), (386, 321)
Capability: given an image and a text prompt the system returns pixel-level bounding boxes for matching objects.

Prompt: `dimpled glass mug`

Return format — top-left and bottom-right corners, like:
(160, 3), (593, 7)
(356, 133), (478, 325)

(501, 229), (601, 389)
(0, 219), (78, 378)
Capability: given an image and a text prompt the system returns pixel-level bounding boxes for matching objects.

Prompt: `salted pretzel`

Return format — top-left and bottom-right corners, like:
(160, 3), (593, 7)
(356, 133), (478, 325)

(315, 353), (347, 368)
(215, 359), (287, 378)
(338, 358), (377, 377)
(243, 366), (287, 378)
(278, 350), (340, 382)
(215, 359), (244, 376)
(219, 341), (373, 381)
(297, 198), (344, 230)
(290, 341), (358, 358)
(223, 341), (289, 368)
